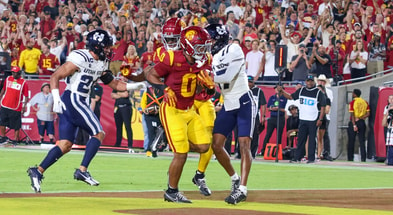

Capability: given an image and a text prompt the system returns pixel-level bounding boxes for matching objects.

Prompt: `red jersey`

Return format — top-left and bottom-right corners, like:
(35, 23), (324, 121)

(123, 55), (140, 67)
(141, 51), (154, 69)
(154, 50), (211, 110)
(38, 53), (59, 77)
(1, 76), (28, 111)
(9, 21), (17, 33)
(112, 39), (128, 61)
(11, 57), (18, 67)
(254, 5), (271, 26)
(40, 19), (56, 38)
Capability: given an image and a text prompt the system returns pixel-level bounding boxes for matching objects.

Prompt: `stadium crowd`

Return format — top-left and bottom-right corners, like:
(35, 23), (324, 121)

(0, 0), (391, 82)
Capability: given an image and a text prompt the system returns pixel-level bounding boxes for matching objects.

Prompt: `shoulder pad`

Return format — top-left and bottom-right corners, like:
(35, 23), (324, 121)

(157, 49), (175, 66)
(67, 50), (91, 67)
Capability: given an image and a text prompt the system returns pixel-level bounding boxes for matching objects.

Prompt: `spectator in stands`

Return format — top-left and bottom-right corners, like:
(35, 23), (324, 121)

(347, 89), (369, 162)
(261, 85), (287, 156)
(226, 11), (240, 40)
(0, 66), (28, 145)
(134, 28), (147, 57)
(49, 35), (67, 64)
(246, 39), (264, 81)
(261, 39), (277, 83)
(43, 0), (59, 20)
(19, 37), (41, 77)
(309, 41), (332, 81)
(110, 31), (129, 76)
(29, 83), (55, 144)
(349, 40), (368, 82)
(38, 43), (60, 78)
(225, 0), (243, 21)
(141, 40), (154, 68)
(328, 39), (345, 80)
(40, 10), (56, 40)
(123, 45), (140, 74)
(367, 33), (386, 75)
(290, 43), (311, 84)
(280, 16), (313, 69)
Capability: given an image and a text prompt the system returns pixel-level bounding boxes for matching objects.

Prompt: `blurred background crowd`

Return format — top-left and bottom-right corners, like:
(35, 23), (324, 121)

(0, 0), (391, 84)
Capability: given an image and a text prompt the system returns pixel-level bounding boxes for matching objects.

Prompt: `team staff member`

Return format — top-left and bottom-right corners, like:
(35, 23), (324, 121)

(111, 75), (134, 152)
(29, 83), (55, 144)
(0, 66), (28, 145)
(140, 85), (164, 157)
(247, 76), (266, 158)
(347, 89), (370, 162)
(278, 74), (326, 163)
(261, 84), (286, 156)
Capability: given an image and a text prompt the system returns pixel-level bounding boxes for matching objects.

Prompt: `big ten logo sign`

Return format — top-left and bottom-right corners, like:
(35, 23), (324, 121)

(299, 98), (315, 106)
(263, 143), (283, 160)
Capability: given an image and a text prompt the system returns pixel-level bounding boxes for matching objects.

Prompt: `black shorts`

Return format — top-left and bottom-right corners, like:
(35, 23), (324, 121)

(0, 107), (22, 130)
(319, 116), (328, 130)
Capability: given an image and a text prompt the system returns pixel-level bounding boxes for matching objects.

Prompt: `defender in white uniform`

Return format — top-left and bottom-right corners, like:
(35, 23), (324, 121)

(27, 29), (145, 193)
(206, 24), (257, 205)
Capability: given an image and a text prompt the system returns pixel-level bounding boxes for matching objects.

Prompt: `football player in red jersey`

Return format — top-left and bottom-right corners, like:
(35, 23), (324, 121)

(145, 26), (214, 203)
(153, 18), (216, 197)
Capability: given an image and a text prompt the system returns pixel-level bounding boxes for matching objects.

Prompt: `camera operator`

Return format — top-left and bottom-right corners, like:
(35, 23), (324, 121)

(290, 44), (311, 84)
(309, 41), (333, 81)
(327, 40), (345, 84)
(382, 95), (393, 165)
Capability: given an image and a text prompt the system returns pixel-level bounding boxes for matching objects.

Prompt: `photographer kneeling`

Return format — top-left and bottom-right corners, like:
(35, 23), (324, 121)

(382, 95), (393, 165)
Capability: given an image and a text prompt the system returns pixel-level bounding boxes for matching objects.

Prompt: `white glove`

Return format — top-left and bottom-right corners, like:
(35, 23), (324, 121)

(52, 89), (66, 114)
(126, 82), (145, 91)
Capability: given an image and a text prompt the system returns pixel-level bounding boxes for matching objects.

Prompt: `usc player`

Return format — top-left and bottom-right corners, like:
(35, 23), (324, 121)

(145, 26), (215, 203)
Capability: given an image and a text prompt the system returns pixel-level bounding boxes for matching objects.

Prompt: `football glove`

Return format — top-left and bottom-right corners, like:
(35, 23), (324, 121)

(52, 89), (66, 114)
(197, 69), (215, 89)
(164, 87), (177, 107)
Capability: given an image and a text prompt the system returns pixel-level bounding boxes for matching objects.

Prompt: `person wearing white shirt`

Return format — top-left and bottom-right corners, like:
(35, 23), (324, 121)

(246, 40), (263, 80)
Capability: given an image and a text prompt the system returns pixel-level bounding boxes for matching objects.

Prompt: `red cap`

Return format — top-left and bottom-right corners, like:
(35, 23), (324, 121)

(291, 31), (302, 38)
(11, 66), (21, 73)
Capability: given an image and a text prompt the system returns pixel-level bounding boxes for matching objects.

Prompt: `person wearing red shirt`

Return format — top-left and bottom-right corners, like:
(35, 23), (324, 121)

(254, 0), (272, 26)
(40, 11), (56, 39)
(328, 40), (345, 78)
(110, 31), (129, 76)
(141, 41), (154, 69)
(0, 66), (29, 145)
(38, 43), (60, 78)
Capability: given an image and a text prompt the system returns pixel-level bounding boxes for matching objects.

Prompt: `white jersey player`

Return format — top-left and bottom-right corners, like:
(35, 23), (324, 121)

(27, 29), (145, 193)
(206, 24), (257, 205)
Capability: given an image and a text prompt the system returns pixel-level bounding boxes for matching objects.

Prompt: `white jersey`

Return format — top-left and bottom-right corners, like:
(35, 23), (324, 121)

(212, 43), (249, 111)
(65, 49), (109, 97)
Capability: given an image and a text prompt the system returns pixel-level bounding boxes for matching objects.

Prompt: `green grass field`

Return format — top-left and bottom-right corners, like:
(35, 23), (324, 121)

(1, 147), (393, 193)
